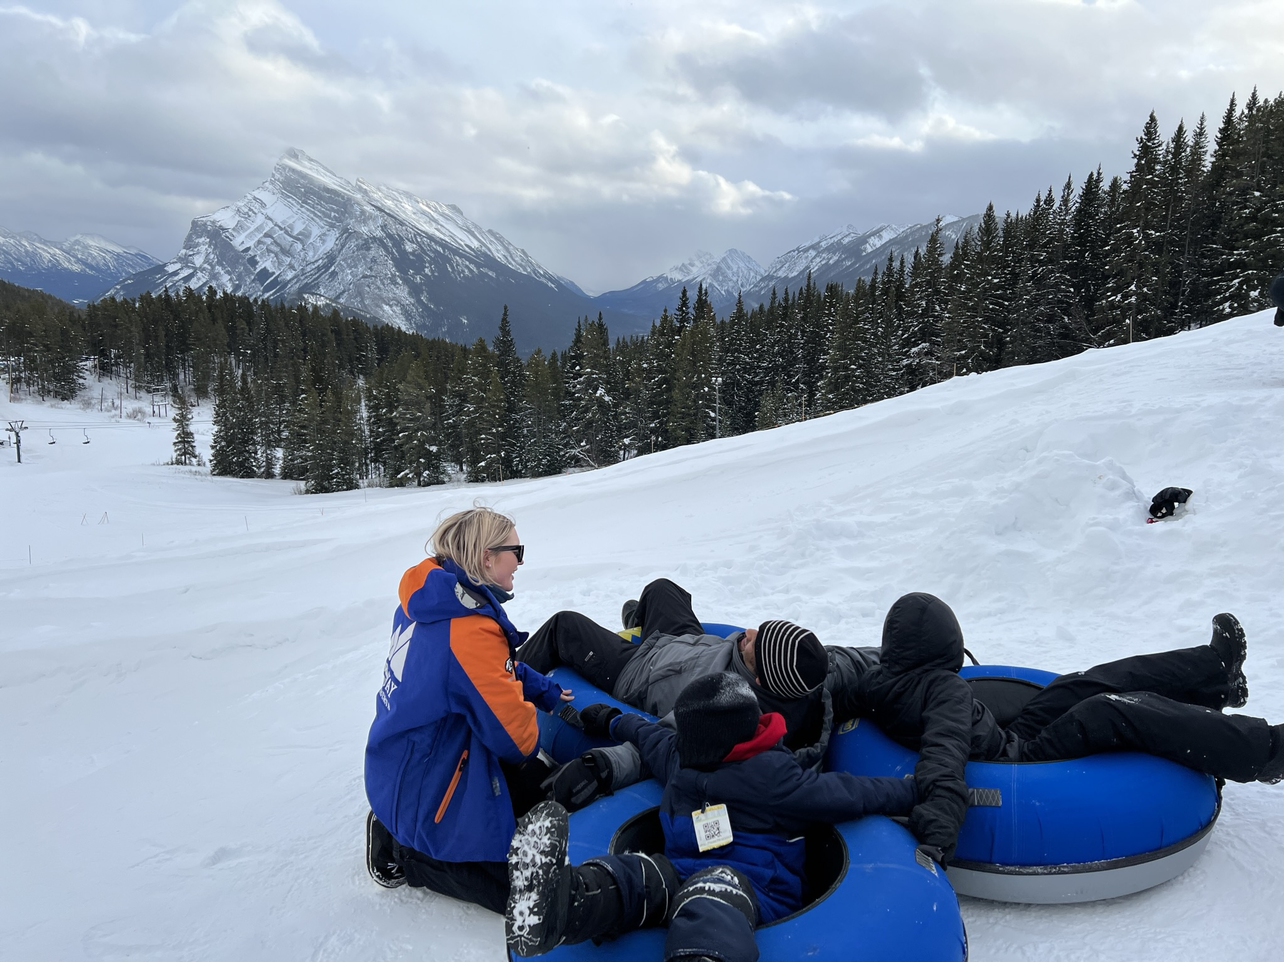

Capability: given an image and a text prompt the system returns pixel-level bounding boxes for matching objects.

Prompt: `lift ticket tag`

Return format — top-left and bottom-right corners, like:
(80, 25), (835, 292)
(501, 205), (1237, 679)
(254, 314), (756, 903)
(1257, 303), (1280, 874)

(692, 804), (733, 852)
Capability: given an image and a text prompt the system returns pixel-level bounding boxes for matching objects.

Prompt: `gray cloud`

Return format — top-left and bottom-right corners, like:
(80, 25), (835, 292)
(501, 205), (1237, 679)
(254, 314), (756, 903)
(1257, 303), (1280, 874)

(0, 0), (1282, 293)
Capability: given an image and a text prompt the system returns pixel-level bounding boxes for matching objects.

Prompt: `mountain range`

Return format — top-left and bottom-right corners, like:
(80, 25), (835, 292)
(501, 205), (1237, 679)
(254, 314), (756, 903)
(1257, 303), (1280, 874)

(102, 150), (635, 353)
(4, 149), (981, 349)
(0, 227), (159, 305)
(593, 216), (981, 318)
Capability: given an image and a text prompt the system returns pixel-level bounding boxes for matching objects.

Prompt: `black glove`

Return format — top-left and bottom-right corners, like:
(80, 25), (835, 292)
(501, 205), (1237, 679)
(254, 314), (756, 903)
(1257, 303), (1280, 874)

(579, 704), (623, 740)
(540, 751), (614, 811)
(915, 844), (947, 870)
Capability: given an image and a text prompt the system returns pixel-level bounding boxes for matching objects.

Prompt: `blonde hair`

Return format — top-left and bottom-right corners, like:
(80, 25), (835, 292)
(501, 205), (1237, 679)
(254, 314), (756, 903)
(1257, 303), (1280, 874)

(429, 506), (517, 587)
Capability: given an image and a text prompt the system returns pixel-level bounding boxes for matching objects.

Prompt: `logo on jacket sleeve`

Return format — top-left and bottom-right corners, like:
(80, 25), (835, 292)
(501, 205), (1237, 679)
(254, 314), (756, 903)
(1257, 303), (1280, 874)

(379, 623), (415, 709)
(454, 583), (484, 610)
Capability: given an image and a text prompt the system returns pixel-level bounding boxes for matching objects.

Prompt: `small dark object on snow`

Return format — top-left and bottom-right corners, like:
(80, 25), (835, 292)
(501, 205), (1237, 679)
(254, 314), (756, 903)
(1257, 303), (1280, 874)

(1149, 486), (1193, 521)
(1271, 274), (1284, 327)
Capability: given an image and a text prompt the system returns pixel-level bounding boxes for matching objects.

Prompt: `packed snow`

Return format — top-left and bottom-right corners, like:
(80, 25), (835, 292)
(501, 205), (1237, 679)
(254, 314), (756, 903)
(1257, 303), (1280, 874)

(2, 311), (1283, 961)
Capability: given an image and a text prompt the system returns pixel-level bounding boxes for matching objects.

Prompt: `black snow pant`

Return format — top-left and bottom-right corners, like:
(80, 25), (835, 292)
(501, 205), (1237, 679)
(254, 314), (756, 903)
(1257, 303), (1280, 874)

(517, 579), (704, 693)
(397, 847), (509, 914)
(1013, 646), (1276, 782)
(571, 853), (760, 962)
(393, 756), (551, 914)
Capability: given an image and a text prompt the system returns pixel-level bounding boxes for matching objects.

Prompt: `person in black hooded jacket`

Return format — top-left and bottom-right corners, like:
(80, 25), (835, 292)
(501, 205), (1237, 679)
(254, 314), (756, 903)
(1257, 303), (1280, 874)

(833, 592), (1284, 860)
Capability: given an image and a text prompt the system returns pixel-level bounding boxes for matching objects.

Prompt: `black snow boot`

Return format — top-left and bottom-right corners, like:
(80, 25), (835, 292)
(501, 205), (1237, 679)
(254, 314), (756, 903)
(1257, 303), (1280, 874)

(507, 801), (573, 957)
(365, 811), (406, 889)
(507, 802), (651, 956)
(1259, 725), (1284, 784)
(1210, 613), (1248, 709)
(621, 599), (640, 630)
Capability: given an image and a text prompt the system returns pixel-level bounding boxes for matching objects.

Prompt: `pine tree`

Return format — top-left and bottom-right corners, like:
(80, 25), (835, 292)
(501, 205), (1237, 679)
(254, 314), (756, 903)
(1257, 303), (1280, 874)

(674, 287), (693, 332)
(170, 386), (199, 466)
(394, 368), (445, 487)
(819, 286), (865, 410)
(522, 349), (566, 476)
(280, 384), (321, 482)
(308, 383), (361, 494)
(902, 221), (947, 389)
(492, 306), (527, 477)
(458, 340), (503, 481)
(641, 310), (677, 453)
(719, 295), (758, 435)
(208, 363), (240, 477)
(565, 315), (619, 467)
(1067, 167), (1111, 341)
(668, 310), (717, 445)
(1100, 111), (1168, 343)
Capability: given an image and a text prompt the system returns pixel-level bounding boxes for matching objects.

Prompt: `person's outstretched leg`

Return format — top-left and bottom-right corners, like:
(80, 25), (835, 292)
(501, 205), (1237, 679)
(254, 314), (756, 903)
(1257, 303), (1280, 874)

(1020, 690), (1283, 783)
(506, 801), (676, 957)
(633, 578), (703, 639)
(1008, 614), (1246, 739)
(518, 611), (642, 690)
(664, 864), (760, 962)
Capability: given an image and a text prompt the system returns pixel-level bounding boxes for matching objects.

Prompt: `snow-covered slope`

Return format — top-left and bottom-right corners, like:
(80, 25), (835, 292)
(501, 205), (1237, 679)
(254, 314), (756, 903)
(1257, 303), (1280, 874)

(2, 312), (1283, 961)
(106, 149), (631, 352)
(593, 248), (765, 317)
(0, 226), (159, 304)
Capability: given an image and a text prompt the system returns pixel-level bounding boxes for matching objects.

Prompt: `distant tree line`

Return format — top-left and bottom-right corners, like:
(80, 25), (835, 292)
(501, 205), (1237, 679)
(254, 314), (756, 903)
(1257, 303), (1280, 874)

(0, 279), (84, 401)
(1, 90), (1281, 491)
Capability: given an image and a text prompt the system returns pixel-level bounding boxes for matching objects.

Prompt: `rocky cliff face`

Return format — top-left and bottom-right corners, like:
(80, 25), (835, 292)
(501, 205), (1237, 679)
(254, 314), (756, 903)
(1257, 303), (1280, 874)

(106, 149), (628, 352)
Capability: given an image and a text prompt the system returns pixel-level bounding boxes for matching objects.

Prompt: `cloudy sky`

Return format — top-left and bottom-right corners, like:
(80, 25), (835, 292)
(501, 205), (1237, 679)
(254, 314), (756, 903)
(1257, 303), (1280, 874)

(3, 1), (1284, 293)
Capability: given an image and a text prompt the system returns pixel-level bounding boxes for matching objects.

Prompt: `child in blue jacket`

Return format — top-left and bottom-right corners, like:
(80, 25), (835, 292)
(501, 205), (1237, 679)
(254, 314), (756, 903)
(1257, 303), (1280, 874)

(505, 672), (919, 962)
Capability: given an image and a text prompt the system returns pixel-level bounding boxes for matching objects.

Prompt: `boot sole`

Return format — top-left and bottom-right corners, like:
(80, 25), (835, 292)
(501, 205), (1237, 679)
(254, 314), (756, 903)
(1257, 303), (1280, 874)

(1212, 613), (1248, 709)
(506, 801), (570, 957)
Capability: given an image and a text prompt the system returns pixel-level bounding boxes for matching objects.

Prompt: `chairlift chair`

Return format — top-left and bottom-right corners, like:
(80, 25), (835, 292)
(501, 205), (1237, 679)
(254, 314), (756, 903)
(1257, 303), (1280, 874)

(48, 430), (56, 445)
(83, 429), (90, 445)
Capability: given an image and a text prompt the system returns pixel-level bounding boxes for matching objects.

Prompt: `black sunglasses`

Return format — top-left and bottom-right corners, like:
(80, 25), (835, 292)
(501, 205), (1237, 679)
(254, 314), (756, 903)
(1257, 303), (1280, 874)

(492, 544), (525, 563)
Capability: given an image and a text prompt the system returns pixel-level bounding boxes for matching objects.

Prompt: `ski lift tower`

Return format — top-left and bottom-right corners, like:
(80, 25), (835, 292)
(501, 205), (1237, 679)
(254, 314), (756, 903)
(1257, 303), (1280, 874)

(148, 386), (170, 419)
(5, 420), (25, 463)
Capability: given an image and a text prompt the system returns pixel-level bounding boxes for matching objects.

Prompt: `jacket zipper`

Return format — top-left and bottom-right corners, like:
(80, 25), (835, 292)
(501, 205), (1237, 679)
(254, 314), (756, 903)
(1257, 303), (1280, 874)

(435, 749), (469, 824)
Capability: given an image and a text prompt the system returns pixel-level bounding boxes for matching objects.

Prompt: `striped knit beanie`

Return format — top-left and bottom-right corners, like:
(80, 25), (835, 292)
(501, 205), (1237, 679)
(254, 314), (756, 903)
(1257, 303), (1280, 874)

(755, 620), (827, 699)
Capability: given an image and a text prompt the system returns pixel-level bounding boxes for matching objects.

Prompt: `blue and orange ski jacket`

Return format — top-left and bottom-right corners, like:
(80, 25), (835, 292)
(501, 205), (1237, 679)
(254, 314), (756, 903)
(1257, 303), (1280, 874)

(364, 557), (564, 863)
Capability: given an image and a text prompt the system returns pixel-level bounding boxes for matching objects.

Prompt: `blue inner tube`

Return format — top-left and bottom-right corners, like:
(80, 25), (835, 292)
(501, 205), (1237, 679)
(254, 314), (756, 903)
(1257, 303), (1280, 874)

(536, 668), (967, 962)
(826, 664), (1221, 902)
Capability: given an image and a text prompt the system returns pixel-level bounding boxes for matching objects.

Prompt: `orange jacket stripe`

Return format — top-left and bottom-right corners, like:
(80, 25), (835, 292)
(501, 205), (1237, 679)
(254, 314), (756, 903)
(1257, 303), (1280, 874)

(449, 617), (541, 756)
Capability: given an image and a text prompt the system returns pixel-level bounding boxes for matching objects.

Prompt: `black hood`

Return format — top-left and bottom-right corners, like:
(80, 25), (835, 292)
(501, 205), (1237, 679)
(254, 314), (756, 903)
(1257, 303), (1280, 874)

(880, 592), (965, 675)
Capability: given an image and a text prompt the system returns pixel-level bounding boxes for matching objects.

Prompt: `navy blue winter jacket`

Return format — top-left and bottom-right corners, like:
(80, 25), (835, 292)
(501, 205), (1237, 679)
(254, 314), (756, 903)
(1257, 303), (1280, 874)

(611, 712), (918, 922)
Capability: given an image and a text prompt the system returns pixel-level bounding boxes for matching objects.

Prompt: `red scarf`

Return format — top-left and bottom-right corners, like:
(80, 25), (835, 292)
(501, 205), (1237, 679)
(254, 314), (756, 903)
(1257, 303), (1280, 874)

(722, 712), (787, 762)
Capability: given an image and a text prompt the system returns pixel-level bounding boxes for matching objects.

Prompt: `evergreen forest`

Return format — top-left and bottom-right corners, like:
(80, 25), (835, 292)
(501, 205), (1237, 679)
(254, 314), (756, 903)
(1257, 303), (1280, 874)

(2, 91), (1282, 493)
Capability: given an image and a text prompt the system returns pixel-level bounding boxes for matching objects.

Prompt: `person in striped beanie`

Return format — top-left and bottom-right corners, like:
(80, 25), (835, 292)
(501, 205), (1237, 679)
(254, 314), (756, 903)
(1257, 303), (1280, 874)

(748, 620), (829, 700)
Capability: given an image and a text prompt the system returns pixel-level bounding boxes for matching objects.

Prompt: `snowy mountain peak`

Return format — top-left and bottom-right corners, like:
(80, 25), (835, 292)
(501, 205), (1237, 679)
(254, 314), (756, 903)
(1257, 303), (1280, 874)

(104, 149), (611, 351)
(594, 247), (766, 317)
(0, 225), (159, 304)
(273, 148), (355, 195)
(652, 248), (764, 291)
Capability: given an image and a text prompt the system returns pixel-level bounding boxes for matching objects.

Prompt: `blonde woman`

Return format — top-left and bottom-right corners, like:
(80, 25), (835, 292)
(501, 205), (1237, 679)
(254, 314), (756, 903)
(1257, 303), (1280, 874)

(363, 507), (572, 912)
